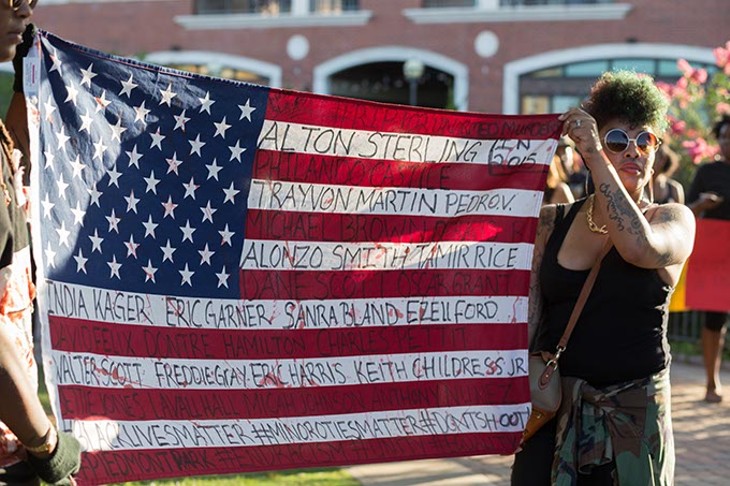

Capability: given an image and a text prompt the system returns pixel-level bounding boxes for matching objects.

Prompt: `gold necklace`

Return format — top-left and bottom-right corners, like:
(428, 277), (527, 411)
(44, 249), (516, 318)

(586, 195), (608, 234)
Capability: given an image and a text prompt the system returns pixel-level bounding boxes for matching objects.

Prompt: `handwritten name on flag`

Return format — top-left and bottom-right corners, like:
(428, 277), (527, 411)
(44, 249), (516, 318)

(28, 31), (562, 484)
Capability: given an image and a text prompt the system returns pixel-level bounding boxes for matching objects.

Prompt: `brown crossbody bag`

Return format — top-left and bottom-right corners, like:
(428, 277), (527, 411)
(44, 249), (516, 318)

(521, 239), (613, 444)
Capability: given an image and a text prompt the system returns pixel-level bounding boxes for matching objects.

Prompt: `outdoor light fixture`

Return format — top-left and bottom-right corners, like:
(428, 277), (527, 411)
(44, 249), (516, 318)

(403, 58), (425, 106)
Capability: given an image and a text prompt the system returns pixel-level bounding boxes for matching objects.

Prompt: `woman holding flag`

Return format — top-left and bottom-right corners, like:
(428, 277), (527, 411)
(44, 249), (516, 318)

(512, 71), (695, 484)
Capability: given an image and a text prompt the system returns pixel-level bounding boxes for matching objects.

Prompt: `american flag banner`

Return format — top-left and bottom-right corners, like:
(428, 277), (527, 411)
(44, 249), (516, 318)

(28, 31), (562, 484)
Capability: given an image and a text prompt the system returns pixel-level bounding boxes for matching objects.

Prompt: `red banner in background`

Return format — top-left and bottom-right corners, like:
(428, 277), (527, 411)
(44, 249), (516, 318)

(686, 219), (730, 312)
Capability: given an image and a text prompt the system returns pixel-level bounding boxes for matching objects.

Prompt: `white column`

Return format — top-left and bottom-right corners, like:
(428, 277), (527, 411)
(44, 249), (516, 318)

(477, 0), (500, 9)
(292, 0), (309, 15)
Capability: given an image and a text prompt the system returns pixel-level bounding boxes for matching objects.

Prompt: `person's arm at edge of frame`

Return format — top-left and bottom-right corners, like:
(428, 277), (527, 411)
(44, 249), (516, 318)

(5, 92), (29, 181)
(7, 23), (33, 194)
(0, 325), (82, 484)
(527, 205), (556, 349)
(0, 15), (53, 465)
(1, 23), (82, 484)
(559, 109), (695, 271)
(0, 321), (55, 455)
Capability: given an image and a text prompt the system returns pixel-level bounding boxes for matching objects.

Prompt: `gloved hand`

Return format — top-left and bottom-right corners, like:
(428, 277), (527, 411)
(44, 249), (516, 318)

(26, 430), (82, 485)
(12, 23), (37, 93)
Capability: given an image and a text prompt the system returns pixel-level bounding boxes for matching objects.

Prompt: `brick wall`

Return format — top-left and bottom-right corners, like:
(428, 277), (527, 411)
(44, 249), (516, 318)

(31, 0), (729, 113)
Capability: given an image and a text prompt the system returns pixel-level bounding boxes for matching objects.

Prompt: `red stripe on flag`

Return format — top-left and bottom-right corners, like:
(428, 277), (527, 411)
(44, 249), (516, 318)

(58, 378), (529, 421)
(78, 433), (522, 484)
(264, 90), (562, 140)
(239, 269), (530, 300)
(245, 209), (537, 244)
(252, 150), (548, 190)
(49, 317), (526, 359)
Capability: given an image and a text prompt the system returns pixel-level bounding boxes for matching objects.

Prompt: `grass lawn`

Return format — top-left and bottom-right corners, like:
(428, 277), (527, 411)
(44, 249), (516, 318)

(110, 469), (358, 485)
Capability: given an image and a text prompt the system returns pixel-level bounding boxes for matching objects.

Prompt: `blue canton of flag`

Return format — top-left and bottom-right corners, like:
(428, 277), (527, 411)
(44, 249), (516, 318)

(37, 32), (269, 298)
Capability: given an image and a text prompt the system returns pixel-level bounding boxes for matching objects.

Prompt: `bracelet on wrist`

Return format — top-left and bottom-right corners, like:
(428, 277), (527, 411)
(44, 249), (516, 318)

(23, 425), (57, 456)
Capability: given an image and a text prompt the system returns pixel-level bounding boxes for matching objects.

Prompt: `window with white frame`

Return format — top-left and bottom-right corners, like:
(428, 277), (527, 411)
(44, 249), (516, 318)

(519, 58), (716, 114)
(421, 0), (614, 6)
(310, 0), (359, 12)
(195, 0), (360, 14)
(195, 0), (292, 15)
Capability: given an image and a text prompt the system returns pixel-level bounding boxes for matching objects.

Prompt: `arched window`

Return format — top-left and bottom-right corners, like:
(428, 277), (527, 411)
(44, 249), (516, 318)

(329, 62), (455, 109)
(502, 44), (715, 114)
(520, 57), (716, 114)
(195, 0), (292, 15)
(314, 47), (469, 110)
(144, 51), (282, 88)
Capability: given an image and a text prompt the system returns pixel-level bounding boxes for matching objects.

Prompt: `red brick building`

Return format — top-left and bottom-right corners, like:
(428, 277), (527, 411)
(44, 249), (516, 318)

(29, 0), (728, 114)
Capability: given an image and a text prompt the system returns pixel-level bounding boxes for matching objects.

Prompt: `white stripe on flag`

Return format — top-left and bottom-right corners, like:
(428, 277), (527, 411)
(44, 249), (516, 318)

(45, 280), (528, 328)
(256, 120), (556, 165)
(247, 180), (543, 218)
(71, 403), (532, 452)
(239, 240), (533, 271)
(53, 349), (528, 389)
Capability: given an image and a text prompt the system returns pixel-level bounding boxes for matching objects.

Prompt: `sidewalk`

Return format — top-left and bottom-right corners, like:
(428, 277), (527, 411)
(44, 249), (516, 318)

(346, 360), (730, 485)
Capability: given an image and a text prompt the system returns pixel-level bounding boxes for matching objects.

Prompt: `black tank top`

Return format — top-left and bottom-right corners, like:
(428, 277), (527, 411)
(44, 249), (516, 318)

(534, 199), (672, 386)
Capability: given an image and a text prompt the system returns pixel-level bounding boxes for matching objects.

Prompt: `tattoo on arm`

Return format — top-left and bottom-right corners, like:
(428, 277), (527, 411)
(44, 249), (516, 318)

(598, 182), (645, 239)
(527, 259), (543, 348)
(598, 183), (678, 266)
(650, 208), (679, 266)
(527, 207), (554, 347)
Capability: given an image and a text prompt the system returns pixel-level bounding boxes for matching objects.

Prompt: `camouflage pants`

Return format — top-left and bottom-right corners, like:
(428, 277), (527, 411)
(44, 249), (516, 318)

(553, 368), (674, 486)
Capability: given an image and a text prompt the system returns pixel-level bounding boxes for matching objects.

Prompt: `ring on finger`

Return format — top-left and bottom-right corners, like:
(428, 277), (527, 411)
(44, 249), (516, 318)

(574, 119), (582, 128)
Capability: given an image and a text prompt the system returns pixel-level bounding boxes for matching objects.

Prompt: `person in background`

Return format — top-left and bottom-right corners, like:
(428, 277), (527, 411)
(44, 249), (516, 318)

(512, 71), (695, 485)
(556, 136), (587, 200)
(686, 114), (730, 404)
(0, 3), (82, 484)
(544, 155), (574, 205)
(653, 143), (685, 204)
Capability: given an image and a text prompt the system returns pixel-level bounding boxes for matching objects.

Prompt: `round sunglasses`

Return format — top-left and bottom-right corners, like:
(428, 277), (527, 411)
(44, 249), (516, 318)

(8, 0), (37, 11)
(603, 128), (661, 155)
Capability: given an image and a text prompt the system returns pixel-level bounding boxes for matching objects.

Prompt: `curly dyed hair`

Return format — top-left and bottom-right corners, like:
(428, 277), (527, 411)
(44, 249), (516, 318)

(582, 70), (669, 134)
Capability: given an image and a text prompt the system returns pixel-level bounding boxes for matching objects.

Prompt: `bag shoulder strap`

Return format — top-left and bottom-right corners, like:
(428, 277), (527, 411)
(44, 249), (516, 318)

(555, 238), (613, 354)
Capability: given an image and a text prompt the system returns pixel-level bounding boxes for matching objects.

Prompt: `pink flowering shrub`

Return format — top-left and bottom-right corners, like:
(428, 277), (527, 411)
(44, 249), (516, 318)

(713, 41), (730, 75)
(658, 41), (730, 186)
(681, 138), (719, 165)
